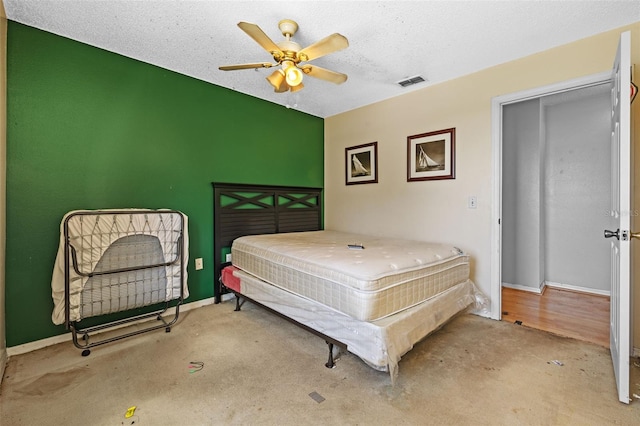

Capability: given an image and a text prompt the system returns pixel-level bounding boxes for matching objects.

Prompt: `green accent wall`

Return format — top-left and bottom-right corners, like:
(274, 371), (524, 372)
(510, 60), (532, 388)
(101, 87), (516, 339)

(5, 22), (324, 346)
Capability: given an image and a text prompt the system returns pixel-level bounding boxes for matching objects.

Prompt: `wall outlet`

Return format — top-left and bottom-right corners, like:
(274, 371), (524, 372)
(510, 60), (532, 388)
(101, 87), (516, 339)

(468, 196), (477, 209)
(195, 258), (203, 270)
(225, 253), (232, 262)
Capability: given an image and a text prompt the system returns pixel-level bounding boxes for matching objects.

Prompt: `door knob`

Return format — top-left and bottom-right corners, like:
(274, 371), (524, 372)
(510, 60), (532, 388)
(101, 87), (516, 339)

(604, 229), (620, 240)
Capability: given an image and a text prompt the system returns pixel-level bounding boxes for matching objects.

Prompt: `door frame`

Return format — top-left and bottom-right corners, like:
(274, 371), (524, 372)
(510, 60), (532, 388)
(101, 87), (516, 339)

(490, 70), (612, 320)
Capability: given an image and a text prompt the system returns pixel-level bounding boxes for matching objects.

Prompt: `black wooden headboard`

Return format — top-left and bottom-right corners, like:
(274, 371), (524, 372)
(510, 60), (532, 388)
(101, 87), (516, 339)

(212, 182), (323, 303)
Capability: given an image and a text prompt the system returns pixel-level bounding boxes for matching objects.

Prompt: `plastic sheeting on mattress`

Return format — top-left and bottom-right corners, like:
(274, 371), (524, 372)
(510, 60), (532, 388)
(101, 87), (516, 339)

(223, 266), (489, 384)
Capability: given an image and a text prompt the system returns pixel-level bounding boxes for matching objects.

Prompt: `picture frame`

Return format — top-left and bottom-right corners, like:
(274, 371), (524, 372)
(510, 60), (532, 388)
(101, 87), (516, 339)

(407, 128), (455, 182)
(345, 142), (378, 185)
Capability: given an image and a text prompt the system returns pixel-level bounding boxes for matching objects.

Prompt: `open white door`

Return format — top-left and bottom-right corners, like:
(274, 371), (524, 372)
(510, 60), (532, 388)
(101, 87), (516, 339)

(604, 31), (631, 404)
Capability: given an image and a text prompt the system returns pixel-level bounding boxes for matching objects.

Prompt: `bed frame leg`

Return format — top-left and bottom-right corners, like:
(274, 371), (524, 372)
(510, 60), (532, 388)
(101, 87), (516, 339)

(234, 294), (242, 311)
(325, 342), (336, 368)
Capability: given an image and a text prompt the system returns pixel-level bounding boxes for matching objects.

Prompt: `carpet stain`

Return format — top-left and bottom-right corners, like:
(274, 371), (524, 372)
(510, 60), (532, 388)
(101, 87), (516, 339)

(13, 366), (91, 397)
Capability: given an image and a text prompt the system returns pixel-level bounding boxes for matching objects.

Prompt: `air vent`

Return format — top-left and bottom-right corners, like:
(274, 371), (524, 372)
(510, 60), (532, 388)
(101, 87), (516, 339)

(396, 75), (426, 87)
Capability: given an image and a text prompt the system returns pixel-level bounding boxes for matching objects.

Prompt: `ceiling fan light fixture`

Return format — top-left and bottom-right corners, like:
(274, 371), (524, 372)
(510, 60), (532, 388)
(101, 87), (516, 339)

(282, 61), (303, 87)
(289, 82), (304, 93)
(267, 69), (288, 92)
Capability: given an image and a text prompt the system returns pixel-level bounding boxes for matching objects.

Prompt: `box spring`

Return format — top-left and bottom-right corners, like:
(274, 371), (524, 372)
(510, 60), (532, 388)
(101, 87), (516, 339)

(224, 266), (481, 380)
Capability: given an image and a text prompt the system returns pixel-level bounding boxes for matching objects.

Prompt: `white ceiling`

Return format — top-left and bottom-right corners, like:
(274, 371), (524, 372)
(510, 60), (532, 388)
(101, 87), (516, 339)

(4, 1), (639, 118)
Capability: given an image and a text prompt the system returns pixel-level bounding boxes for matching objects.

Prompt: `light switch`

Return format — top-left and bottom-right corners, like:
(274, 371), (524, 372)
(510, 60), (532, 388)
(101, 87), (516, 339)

(468, 196), (477, 209)
(195, 258), (203, 270)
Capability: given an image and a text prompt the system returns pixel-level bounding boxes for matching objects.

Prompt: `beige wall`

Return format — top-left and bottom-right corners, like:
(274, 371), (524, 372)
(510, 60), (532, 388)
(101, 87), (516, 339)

(325, 23), (640, 348)
(0, 0), (8, 380)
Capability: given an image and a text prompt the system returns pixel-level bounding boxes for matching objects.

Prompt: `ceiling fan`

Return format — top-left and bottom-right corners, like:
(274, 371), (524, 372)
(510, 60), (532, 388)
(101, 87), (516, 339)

(219, 19), (349, 93)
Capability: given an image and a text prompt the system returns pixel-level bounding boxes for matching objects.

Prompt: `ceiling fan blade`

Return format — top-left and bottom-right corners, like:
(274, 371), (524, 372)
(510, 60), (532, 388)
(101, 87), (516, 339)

(301, 65), (348, 84)
(237, 21), (284, 56)
(297, 33), (348, 62)
(219, 62), (274, 71)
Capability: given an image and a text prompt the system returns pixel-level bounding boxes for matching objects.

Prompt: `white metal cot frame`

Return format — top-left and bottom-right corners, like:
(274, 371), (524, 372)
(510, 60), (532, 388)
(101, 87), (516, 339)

(51, 209), (189, 355)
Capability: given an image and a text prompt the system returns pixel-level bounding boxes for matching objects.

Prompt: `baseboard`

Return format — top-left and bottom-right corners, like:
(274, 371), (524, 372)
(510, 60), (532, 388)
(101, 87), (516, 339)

(221, 292), (235, 302)
(502, 281), (545, 294)
(6, 297), (218, 357)
(503, 281), (610, 298)
(0, 347), (7, 386)
(544, 281), (610, 297)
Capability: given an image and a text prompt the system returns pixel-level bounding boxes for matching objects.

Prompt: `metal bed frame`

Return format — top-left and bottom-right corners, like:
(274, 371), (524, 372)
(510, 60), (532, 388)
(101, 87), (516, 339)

(63, 210), (186, 355)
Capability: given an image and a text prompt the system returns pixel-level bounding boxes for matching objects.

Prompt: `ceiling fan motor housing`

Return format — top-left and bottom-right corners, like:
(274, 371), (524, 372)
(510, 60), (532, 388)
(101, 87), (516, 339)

(277, 40), (302, 59)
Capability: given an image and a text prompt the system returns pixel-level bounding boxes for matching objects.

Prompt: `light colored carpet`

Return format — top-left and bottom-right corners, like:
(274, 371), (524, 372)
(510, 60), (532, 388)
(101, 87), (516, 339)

(1, 300), (639, 425)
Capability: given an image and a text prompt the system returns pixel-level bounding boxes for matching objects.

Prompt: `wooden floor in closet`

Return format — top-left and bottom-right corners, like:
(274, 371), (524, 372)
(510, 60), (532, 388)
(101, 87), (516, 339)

(501, 286), (610, 348)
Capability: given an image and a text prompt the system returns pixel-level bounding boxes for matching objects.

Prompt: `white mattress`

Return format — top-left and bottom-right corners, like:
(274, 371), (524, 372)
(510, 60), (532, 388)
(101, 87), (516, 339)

(231, 230), (471, 321)
(225, 266), (487, 383)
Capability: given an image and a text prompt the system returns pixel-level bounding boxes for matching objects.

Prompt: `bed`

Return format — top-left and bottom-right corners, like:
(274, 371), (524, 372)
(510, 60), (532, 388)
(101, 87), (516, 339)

(213, 182), (487, 382)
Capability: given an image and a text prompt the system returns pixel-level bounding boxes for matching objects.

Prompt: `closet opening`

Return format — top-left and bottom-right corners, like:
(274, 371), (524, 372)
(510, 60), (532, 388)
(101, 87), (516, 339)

(492, 73), (613, 346)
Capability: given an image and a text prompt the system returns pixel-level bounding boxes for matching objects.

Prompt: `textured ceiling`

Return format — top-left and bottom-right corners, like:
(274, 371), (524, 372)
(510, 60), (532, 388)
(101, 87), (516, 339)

(4, 1), (639, 118)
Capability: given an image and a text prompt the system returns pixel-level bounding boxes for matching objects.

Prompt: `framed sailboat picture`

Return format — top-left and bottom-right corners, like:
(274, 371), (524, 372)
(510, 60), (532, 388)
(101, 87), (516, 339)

(407, 128), (455, 182)
(346, 142), (378, 185)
